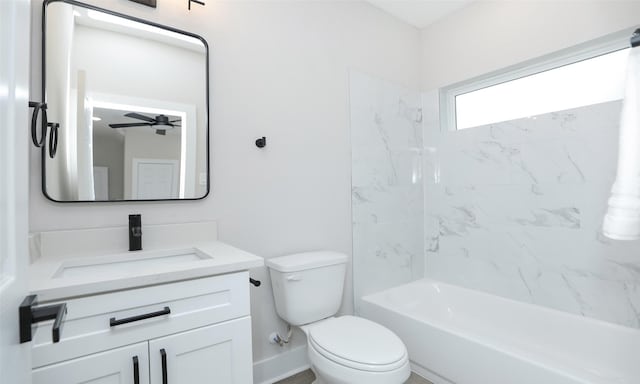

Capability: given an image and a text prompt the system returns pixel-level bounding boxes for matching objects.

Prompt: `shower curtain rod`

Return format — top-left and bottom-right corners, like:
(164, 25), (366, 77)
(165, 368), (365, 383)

(632, 28), (640, 48)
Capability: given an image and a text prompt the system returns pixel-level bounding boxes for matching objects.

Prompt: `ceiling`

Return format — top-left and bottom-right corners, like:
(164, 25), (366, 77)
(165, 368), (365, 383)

(366, 0), (473, 29)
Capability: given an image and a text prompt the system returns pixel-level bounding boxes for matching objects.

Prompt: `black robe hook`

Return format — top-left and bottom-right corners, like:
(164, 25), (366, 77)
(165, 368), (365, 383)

(255, 136), (267, 148)
(28, 101), (59, 159)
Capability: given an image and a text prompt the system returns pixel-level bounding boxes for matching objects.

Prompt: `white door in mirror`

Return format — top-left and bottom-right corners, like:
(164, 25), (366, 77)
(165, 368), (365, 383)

(132, 159), (179, 199)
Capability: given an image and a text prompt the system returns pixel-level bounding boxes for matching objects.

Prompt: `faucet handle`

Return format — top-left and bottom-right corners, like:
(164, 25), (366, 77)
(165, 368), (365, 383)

(128, 214), (143, 251)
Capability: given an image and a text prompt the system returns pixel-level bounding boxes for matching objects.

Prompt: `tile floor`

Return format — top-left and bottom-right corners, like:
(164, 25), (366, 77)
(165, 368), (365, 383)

(275, 369), (433, 384)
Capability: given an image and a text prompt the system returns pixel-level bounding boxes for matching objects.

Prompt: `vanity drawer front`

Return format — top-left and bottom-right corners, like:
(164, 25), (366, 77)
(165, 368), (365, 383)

(32, 271), (249, 368)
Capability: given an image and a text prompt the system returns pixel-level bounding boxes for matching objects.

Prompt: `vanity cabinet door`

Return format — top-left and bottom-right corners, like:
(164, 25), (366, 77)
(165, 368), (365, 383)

(32, 342), (149, 384)
(149, 316), (252, 384)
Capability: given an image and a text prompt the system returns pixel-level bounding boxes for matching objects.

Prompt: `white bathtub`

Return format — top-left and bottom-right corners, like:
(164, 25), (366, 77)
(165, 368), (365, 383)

(360, 279), (640, 384)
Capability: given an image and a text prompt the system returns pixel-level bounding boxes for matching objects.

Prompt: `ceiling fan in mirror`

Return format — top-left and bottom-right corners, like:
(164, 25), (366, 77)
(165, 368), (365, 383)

(108, 112), (181, 135)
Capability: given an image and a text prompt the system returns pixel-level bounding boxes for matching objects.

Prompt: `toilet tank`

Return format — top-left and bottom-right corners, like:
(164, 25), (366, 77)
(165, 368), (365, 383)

(266, 251), (348, 326)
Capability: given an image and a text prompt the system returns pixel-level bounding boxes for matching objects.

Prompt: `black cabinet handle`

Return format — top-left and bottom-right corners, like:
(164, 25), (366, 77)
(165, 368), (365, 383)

(160, 348), (168, 384)
(109, 307), (170, 327)
(133, 356), (139, 384)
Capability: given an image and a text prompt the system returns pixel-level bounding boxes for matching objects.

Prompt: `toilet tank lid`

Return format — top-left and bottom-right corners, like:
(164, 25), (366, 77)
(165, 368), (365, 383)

(266, 251), (348, 272)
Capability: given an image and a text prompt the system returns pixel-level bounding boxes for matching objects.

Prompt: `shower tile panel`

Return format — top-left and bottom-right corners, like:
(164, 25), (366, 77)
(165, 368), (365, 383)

(423, 98), (640, 328)
(350, 71), (424, 313)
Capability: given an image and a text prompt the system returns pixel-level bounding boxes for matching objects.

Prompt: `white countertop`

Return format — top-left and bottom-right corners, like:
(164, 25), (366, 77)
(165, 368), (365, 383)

(30, 240), (264, 302)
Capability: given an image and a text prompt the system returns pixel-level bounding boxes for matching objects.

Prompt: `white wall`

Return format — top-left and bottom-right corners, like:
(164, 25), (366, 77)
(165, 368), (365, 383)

(29, 0), (421, 377)
(420, 1), (640, 90)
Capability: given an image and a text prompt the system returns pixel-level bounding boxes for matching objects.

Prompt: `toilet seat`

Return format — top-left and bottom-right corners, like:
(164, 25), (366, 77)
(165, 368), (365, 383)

(308, 316), (408, 372)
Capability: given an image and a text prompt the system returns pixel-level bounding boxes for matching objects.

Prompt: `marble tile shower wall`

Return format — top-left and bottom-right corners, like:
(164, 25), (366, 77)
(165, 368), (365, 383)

(350, 71), (424, 313)
(423, 90), (640, 328)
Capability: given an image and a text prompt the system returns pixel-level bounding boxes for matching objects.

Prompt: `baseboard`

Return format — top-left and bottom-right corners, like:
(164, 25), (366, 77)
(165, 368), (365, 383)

(410, 361), (455, 384)
(253, 345), (310, 384)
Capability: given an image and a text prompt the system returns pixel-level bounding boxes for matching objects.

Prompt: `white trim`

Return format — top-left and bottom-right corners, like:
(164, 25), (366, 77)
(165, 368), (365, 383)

(90, 92), (197, 198)
(439, 27), (635, 131)
(252, 345), (310, 384)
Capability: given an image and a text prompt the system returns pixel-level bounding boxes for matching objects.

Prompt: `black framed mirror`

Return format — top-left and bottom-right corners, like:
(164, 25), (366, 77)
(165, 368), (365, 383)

(41, 0), (209, 202)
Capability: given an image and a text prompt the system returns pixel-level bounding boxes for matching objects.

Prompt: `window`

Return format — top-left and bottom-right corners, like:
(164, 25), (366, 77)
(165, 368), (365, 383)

(441, 30), (633, 130)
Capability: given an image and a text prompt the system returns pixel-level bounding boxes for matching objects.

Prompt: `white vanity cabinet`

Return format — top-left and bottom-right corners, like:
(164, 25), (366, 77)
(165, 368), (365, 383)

(33, 342), (150, 384)
(149, 318), (252, 383)
(30, 271), (254, 383)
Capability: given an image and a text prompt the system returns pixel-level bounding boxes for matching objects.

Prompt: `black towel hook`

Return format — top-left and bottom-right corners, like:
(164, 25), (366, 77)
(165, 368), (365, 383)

(48, 122), (59, 158)
(28, 101), (59, 159)
(29, 102), (47, 148)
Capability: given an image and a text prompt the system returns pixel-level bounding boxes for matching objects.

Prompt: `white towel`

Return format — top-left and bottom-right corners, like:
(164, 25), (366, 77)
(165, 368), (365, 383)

(603, 47), (640, 240)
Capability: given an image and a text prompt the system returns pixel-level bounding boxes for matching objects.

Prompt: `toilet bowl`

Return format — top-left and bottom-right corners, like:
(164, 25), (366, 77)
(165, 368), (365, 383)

(302, 316), (410, 384)
(266, 251), (410, 384)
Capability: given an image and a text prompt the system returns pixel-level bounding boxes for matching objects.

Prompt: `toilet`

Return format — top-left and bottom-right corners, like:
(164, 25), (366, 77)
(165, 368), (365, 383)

(266, 251), (410, 384)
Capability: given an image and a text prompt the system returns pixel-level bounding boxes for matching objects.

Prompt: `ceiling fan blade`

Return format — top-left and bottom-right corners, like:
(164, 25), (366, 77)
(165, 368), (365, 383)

(169, 119), (181, 123)
(109, 122), (151, 128)
(124, 112), (156, 122)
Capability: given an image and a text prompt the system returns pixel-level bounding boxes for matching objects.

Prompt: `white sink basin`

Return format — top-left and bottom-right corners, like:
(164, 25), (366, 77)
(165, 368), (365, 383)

(53, 248), (212, 278)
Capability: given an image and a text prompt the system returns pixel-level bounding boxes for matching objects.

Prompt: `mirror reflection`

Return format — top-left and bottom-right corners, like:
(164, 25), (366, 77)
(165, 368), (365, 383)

(43, 1), (209, 202)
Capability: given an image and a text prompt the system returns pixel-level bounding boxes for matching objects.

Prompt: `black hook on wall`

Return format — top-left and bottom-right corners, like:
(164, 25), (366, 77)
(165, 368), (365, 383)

(28, 101), (58, 159)
(255, 136), (267, 148)
(29, 102), (47, 147)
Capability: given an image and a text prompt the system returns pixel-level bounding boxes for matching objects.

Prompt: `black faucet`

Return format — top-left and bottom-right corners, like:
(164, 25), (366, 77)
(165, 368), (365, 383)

(129, 214), (142, 251)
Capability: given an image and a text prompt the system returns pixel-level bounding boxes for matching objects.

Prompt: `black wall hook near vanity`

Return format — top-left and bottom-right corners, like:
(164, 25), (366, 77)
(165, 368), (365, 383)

(249, 278), (261, 287)
(255, 136), (267, 148)
(28, 101), (59, 159)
